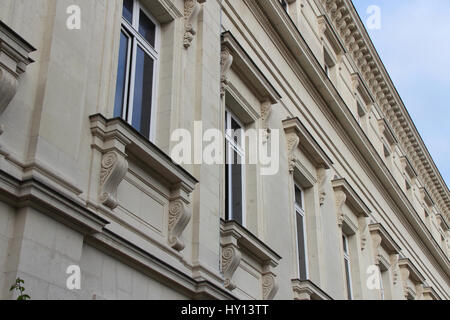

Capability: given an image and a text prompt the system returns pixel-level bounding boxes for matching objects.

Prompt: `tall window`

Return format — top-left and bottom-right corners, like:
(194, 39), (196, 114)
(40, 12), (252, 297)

(114, 0), (159, 140)
(342, 234), (353, 300)
(225, 110), (245, 225)
(295, 184), (308, 280)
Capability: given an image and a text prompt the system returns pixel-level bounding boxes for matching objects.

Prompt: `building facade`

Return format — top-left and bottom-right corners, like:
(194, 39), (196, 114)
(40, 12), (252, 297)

(0, 0), (448, 300)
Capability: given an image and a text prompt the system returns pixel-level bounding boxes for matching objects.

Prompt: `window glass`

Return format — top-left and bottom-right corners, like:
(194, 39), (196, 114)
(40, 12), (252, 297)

(296, 214), (307, 280)
(345, 259), (352, 299)
(123, 0), (134, 23)
(114, 31), (130, 118)
(139, 10), (156, 47)
(295, 186), (303, 209)
(131, 46), (154, 139)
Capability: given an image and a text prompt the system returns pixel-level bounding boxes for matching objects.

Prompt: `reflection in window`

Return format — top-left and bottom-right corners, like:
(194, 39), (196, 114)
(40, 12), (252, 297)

(342, 234), (353, 300)
(295, 184), (308, 280)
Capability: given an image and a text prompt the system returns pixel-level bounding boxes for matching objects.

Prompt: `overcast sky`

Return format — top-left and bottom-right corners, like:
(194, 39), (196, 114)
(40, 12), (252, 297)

(353, 0), (450, 187)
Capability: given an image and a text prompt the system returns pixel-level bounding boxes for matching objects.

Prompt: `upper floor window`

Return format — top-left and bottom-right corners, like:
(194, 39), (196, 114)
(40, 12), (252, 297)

(114, 0), (160, 140)
(294, 184), (309, 281)
(342, 234), (353, 300)
(225, 110), (246, 226)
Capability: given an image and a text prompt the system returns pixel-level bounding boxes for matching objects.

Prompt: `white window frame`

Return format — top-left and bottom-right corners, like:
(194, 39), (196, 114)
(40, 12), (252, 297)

(294, 183), (309, 280)
(342, 234), (353, 300)
(279, 0), (289, 13)
(225, 109), (246, 226)
(117, 0), (160, 141)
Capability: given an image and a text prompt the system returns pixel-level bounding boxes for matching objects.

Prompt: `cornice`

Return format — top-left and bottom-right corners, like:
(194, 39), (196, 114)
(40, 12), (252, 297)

(315, 0), (450, 224)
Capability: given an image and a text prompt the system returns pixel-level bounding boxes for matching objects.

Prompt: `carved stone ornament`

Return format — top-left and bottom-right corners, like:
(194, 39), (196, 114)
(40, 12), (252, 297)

(220, 47), (233, 98)
(390, 254), (399, 285)
(360, 224), (368, 251)
(371, 233), (382, 265)
(286, 132), (300, 174)
(168, 199), (191, 251)
(183, 0), (203, 49)
(221, 244), (241, 290)
(99, 151), (128, 209)
(262, 273), (278, 300)
(0, 21), (35, 133)
(334, 189), (347, 227)
(317, 168), (327, 206)
(400, 267), (411, 299)
(260, 101), (272, 142)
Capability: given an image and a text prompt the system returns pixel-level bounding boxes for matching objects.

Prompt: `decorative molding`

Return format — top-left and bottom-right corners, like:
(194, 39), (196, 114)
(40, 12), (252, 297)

(286, 132), (300, 174)
(260, 100), (272, 141)
(221, 244), (241, 290)
(317, 167), (327, 206)
(168, 199), (191, 251)
(291, 279), (332, 300)
(360, 223), (367, 251)
(220, 47), (233, 98)
(99, 151), (128, 209)
(390, 254), (399, 285)
(0, 20), (35, 132)
(220, 220), (281, 297)
(332, 178), (370, 229)
(262, 273), (278, 300)
(183, 0), (204, 49)
(90, 114), (198, 253)
(334, 189), (346, 227)
(398, 258), (426, 299)
(283, 117), (333, 174)
(316, 0), (450, 224)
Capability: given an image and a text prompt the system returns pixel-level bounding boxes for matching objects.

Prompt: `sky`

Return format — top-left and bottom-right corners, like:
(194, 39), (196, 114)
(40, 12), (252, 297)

(353, 0), (450, 187)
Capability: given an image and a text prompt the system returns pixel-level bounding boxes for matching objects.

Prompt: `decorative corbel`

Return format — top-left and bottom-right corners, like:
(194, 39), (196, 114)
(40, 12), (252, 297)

(390, 254), (399, 285)
(168, 199), (191, 251)
(286, 132), (300, 174)
(371, 232), (382, 265)
(0, 21), (35, 134)
(262, 272), (278, 300)
(183, 0), (205, 49)
(334, 189), (346, 227)
(400, 267), (410, 299)
(261, 101), (272, 142)
(359, 222), (368, 251)
(99, 151), (128, 209)
(220, 47), (233, 98)
(317, 167), (327, 206)
(221, 244), (241, 290)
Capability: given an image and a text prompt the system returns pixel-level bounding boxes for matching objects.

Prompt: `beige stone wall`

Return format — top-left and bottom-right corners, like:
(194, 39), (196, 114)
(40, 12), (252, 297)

(0, 0), (448, 300)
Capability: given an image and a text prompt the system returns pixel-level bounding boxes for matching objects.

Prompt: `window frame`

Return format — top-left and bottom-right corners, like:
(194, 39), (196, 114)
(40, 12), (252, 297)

(342, 234), (353, 300)
(115, 0), (160, 141)
(225, 109), (246, 227)
(294, 183), (309, 281)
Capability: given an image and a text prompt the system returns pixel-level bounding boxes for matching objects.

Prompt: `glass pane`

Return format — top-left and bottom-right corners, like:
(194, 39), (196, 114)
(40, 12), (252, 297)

(231, 117), (242, 145)
(296, 213), (307, 280)
(226, 149), (243, 225)
(342, 235), (348, 254)
(345, 261), (352, 299)
(113, 31), (130, 118)
(139, 10), (156, 47)
(131, 46), (154, 139)
(123, 0), (133, 24)
(295, 186), (303, 208)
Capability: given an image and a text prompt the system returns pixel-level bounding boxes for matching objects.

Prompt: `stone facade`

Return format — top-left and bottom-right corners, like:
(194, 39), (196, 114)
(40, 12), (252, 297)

(0, 0), (448, 300)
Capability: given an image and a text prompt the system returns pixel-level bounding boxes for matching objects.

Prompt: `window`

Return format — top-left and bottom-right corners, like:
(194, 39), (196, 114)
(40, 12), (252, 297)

(225, 110), (245, 226)
(114, 0), (159, 140)
(295, 184), (309, 280)
(342, 234), (353, 300)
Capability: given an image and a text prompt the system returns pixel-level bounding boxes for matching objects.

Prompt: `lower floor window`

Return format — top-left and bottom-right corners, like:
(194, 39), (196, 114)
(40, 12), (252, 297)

(342, 234), (353, 300)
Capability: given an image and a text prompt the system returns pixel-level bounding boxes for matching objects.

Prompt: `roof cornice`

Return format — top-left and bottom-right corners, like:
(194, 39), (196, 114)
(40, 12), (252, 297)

(315, 0), (450, 224)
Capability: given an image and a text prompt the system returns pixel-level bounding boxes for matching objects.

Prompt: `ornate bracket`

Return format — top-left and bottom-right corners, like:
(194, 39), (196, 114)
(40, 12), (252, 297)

(334, 189), (346, 227)
(168, 199), (191, 251)
(220, 47), (233, 98)
(317, 167), (328, 206)
(390, 254), (399, 285)
(99, 151), (128, 209)
(262, 272), (278, 300)
(0, 21), (35, 133)
(183, 0), (206, 49)
(371, 232), (382, 265)
(286, 132), (300, 174)
(221, 244), (241, 290)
